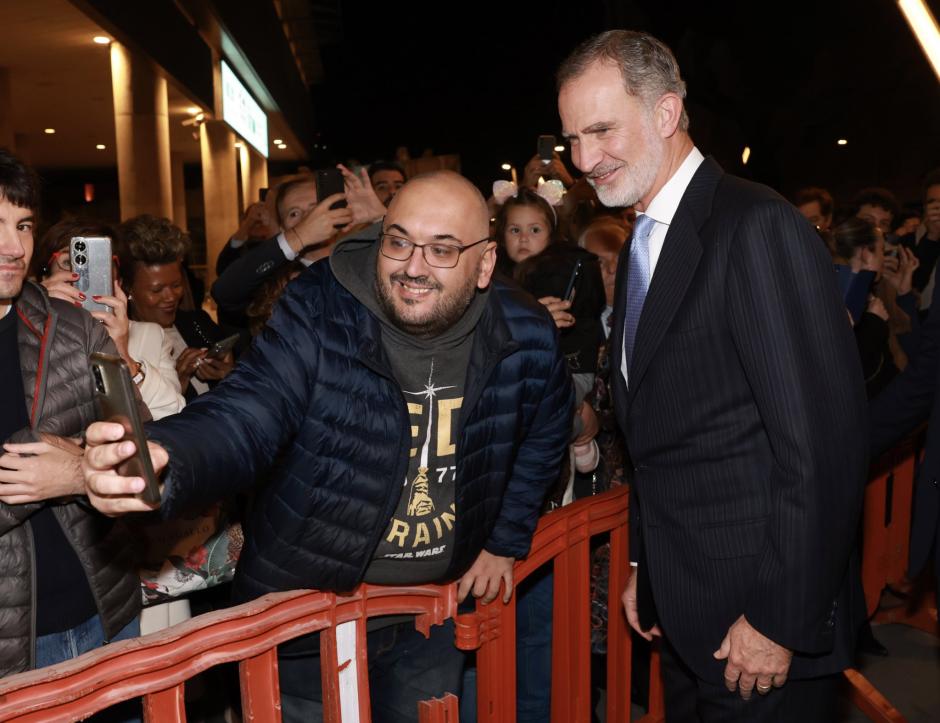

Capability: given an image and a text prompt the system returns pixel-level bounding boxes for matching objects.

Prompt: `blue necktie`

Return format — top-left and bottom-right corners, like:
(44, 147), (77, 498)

(623, 214), (657, 375)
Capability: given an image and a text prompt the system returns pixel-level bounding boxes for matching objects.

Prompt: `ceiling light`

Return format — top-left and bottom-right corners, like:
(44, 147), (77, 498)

(194, 112), (205, 122)
(93, 36), (111, 45)
(741, 146), (751, 165)
(273, 139), (283, 144)
(95, 144), (106, 150)
(837, 139), (848, 146)
(899, 0), (940, 83)
(276, 143), (287, 150)
(44, 128), (55, 134)
(234, 141), (244, 149)
(553, 145), (565, 152)
(186, 107), (200, 116)
(501, 163), (512, 171)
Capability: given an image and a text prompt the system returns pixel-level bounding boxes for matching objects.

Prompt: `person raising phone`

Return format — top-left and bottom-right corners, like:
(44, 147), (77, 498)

(211, 166), (387, 329)
(116, 215), (237, 399)
(34, 219), (185, 420)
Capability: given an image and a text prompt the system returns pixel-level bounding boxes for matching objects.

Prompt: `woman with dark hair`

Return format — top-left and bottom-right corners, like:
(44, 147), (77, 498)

(828, 216), (920, 398)
(117, 214), (236, 398)
(118, 215), (244, 637)
(244, 260), (306, 336)
(34, 217), (185, 420)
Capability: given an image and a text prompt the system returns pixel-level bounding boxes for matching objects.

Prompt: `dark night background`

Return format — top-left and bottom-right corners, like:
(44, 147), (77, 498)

(305, 0), (940, 214)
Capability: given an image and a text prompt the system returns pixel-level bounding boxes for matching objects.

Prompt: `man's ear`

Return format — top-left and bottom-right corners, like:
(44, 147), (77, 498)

(476, 242), (499, 289)
(655, 93), (684, 139)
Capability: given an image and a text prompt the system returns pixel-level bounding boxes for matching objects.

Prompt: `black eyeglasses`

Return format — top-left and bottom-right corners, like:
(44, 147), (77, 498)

(379, 233), (491, 269)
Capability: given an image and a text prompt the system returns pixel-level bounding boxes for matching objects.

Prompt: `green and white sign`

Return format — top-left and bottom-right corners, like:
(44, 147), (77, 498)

(221, 60), (268, 157)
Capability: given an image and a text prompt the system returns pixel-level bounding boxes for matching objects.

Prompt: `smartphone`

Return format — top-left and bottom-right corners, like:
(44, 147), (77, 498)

(538, 135), (556, 164)
(563, 259), (583, 302)
(315, 168), (347, 210)
(205, 332), (240, 361)
(71, 237), (113, 313)
(89, 352), (161, 505)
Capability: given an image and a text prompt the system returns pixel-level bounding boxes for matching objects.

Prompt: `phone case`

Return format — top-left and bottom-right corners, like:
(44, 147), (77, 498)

(206, 332), (240, 360)
(71, 237), (113, 314)
(538, 135), (556, 162)
(90, 352), (161, 505)
(316, 169), (347, 210)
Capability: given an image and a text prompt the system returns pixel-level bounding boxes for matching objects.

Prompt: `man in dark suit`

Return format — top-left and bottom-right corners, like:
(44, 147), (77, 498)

(557, 31), (868, 720)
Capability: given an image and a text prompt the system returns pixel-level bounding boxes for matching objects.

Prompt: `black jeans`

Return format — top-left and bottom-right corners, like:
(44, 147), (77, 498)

(278, 618), (465, 722)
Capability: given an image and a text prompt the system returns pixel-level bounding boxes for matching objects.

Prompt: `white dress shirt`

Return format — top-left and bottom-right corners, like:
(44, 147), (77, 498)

(621, 147), (705, 385)
(276, 232), (316, 267)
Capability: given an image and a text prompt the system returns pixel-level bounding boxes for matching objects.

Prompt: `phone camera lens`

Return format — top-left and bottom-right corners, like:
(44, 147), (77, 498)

(74, 241), (86, 252)
(92, 365), (106, 394)
(74, 254), (87, 266)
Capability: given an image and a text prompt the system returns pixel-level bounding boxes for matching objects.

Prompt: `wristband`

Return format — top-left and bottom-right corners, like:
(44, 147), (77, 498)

(131, 360), (146, 385)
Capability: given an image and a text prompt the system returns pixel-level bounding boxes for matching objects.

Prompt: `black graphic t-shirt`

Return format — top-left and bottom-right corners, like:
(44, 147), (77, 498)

(329, 232), (486, 585)
(365, 354), (464, 583)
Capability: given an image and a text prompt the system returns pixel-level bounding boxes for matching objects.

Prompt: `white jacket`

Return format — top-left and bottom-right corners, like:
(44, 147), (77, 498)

(129, 320), (185, 420)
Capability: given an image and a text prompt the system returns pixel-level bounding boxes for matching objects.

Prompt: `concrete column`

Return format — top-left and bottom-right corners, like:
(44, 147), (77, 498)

(0, 68), (14, 151)
(170, 152), (187, 230)
(239, 145), (268, 211)
(200, 120), (238, 287)
(110, 42), (173, 220)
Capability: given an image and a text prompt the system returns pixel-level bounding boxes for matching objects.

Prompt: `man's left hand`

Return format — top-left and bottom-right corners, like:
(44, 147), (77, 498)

(457, 549), (515, 604)
(0, 437), (85, 504)
(713, 615), (792, 699)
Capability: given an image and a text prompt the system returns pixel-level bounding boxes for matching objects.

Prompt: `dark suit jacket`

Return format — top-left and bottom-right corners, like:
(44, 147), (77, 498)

(870, 281), (940, 583)
(612, 157), (868, 683)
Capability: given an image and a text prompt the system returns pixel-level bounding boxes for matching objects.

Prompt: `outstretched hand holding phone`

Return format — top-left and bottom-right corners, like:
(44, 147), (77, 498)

(82, 421), (169, 516)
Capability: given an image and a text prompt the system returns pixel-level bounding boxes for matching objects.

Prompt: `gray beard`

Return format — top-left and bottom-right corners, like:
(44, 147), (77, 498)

(589, 121), (665, 209)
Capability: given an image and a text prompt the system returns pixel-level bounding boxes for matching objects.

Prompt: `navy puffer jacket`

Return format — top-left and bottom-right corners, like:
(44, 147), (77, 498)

(147, 261), (573, 602)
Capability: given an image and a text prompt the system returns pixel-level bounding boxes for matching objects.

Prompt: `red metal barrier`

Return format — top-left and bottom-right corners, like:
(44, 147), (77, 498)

(0, 488), (632, 723)
(862, 435), (938, 635)
(2, 443), (933, 723)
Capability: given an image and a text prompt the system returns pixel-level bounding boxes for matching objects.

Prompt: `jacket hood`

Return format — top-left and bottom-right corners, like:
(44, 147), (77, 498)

(330, 222), (489, 349)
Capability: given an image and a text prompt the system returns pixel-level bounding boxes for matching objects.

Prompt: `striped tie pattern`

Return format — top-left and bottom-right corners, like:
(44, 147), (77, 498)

(622, 213), (657, 375)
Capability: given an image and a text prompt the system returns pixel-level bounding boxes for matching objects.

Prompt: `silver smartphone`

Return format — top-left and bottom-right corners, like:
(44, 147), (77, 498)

(90, 352), (161, 505)
(70, 236), (113, 313)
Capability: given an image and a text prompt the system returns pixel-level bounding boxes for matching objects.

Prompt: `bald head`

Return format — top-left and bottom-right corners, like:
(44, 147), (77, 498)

(389, 170), (490, 240)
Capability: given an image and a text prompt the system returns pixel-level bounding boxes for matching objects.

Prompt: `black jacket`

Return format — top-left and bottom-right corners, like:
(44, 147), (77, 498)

(146, 260), (574, 602)
(612, 158), (868, 683)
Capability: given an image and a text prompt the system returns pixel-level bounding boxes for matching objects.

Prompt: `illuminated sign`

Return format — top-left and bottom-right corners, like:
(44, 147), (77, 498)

(221, 60), (268, 157)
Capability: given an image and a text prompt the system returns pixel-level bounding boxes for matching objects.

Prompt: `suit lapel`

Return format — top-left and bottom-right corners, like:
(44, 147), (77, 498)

(626, 157), (723, 401)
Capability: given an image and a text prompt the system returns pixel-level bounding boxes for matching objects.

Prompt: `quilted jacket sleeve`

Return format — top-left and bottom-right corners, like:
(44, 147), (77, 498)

(484, 336), (574, 559)
(146, 272), (323, 517)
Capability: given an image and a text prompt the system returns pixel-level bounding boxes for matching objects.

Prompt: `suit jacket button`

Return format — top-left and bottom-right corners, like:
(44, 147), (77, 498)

(932, 478), (938, 487)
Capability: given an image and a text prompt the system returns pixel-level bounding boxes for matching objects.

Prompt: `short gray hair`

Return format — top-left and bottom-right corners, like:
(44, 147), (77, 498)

(557, 30), (690, 131)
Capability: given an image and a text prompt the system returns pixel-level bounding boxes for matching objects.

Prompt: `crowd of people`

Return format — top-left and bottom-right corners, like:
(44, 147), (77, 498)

(0, 27), (937, 723)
